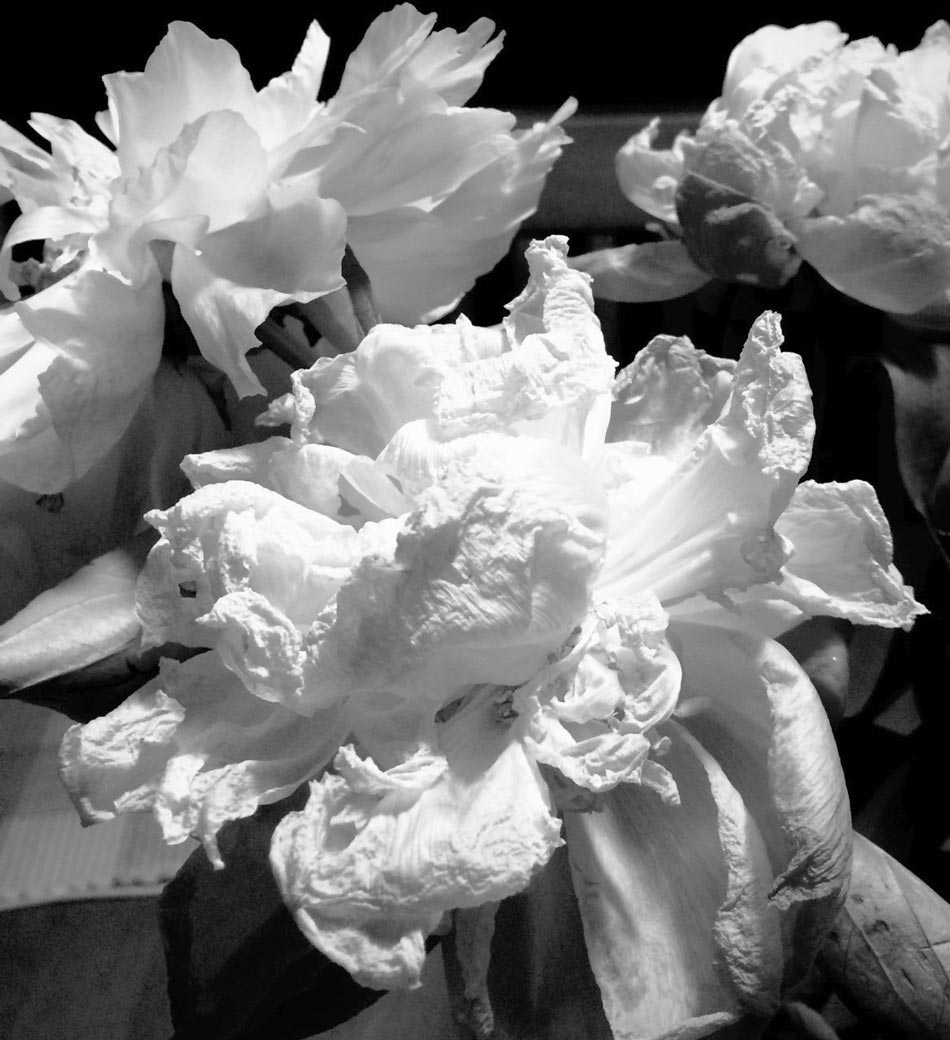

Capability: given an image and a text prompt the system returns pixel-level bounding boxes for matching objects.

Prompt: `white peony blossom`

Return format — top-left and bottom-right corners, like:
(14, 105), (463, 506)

(0, 6), (572, 493)
(579, 20), (950, 322)
(59, 237), (922, 1037)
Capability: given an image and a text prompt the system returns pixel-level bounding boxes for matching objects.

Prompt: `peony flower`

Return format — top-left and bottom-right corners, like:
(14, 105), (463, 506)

(58, 238), (922, 1037)
(576, 20), (950, 322)
(0, 6), (572, 493)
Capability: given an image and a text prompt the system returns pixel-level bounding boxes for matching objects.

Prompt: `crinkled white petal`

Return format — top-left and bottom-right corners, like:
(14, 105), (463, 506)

(59, 653), (348, 866)
(607, 334), (735, 461)
(271, 692), (562, 990)
(307, 437), (607, 706)
(137, 480), (365, 648)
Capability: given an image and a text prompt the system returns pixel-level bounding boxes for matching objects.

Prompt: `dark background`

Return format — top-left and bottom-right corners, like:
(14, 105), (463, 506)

(0, 6), (935, 130)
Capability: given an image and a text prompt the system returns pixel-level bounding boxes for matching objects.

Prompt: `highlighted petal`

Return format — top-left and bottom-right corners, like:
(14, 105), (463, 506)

(271, 692), (562, 989)
(600, 312), (814, 603)
(105, 21), (262, 175)
(348, 104), (574, 324)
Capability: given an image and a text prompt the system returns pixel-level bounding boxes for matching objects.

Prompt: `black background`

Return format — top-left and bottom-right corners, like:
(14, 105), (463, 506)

(0, 5), (935, 130)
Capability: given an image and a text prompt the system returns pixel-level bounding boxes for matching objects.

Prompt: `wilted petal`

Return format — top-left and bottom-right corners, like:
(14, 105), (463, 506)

(565, 722), (782, 1039)
(171, 182), (346, 396)
(308, 437), (606, 706)
(0, 266), (163, 492)
(271, 692), (563, 989)
(669, 622), (852, 984)
(293, 317), (504, 455)
(137, 480), (365, 652)
(524, 596), (681, 795)
(59, 652), (348, 865)
(795, 194), (950, 314)
(600, 312), (813, 603)
(615, 118), (686, 225)
(571, 240), (712, 303)
(607, 334), (734, 460)
(764, 480), (926, 629)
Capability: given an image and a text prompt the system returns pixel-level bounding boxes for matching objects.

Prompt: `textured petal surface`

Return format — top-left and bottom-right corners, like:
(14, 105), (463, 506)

(607, 334), (734, 460)
(307, 437), (607, 706)
(59, 652), (348, 864)
(271, 691), (562, 990)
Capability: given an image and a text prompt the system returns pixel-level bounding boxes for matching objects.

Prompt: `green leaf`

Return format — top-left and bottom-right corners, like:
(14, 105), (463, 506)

(819, 833), (950, 1039)
(161, 791), (385, 1040)
(0, 530), (154, 695)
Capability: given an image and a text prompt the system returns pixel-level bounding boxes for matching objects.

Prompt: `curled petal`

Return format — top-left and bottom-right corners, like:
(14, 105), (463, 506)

(570, 240), (712, 303)
(670, 622), (852, 984)
(59, 653), (347, 865)
(271, 692), (562, 989)
(795, 195), (950, 314)
(768, 480), (926, 629)
(615, 118), (686, 225)
(564, 722), (782, 1039)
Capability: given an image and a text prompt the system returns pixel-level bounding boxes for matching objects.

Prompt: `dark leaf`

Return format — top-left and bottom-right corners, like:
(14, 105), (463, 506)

(880, 333), (950, 544)
(819, 833), (950, 1039)
(778, 618), (851, 728)
(161, 789), (385, 1040)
